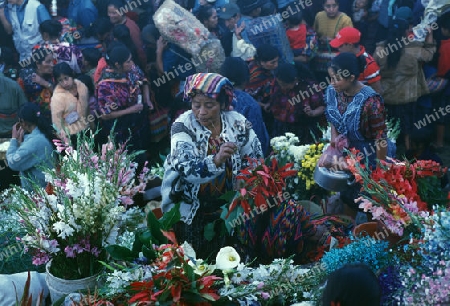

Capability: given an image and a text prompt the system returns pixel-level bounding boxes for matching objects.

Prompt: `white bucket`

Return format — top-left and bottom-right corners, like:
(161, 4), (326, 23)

(45, 261), (99, 304)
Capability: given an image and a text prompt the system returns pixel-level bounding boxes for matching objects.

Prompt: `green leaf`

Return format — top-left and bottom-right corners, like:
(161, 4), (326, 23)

(138, 229), (153, 246)
(132, 230), (144, 254)
(204, 221), (216, 241)
(220, 203), (244, 234)
(142, 244), (157, 261)
(147, 210), (166, 244)
(105, 245), (135, 261)
(159, 202), (181, 230)
(219, 190), (237, 203)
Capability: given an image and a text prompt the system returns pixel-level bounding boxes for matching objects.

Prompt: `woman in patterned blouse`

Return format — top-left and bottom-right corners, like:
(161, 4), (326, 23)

(96, 43), (150, 164)
(161, 73), (263, 259)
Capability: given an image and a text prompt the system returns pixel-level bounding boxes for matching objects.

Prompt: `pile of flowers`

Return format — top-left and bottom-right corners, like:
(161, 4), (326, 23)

(347, 151), (449, 237)
(270, 133), (327, 200)
(7, 131), (150, 279)
(394, 206), (450, 304)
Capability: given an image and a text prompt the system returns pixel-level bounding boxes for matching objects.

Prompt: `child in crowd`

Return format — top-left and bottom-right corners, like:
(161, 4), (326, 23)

(81, 48), (102, 83)
(269, 62), (325, 143)
(284, 9), (318, 64)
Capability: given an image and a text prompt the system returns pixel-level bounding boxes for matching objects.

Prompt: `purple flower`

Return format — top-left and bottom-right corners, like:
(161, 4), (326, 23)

(91, 247), (101, 257)
(72, 244), (83, 253)
(32, 251), (50, 265)
(65, 246), (76, 258)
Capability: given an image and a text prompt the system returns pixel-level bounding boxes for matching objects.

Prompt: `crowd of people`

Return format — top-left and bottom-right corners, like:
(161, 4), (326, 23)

(0, 0), (450, 303)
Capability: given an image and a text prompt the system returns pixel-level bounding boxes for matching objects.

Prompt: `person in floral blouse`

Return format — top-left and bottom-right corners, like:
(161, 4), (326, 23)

(17, 47), (54, 122)
(269, 62), (326, 144)
(161, 73), (263, 259)
(96, 43), (150, 165)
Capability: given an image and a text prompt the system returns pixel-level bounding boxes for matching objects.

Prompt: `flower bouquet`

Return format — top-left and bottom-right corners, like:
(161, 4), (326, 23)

(270, 133), (327, 201)
(8, 130), (150, 280)
(346, 151), (449, 237)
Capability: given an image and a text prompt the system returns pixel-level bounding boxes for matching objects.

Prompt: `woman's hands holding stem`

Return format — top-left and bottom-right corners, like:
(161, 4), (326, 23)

(213, 142), (237, 167)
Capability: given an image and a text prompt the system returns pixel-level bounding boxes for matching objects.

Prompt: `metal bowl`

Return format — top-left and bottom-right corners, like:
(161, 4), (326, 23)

(314, 166), (354, 192)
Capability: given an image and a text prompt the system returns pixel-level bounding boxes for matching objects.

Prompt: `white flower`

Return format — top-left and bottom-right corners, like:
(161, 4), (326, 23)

(52, 221), (75, 239)
(215, 246), (241, 272)
(182, 241), (197, 261)
(189, 260), (216, 275)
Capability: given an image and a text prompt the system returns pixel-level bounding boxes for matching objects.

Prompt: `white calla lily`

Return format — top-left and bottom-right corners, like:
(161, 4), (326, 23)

(215, 246), (241, 272)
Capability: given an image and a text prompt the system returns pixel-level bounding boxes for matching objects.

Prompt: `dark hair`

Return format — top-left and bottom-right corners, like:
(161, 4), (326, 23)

(106, 43), (131, 67)
(395, 0), (414, 9)
(31, 47), (53, 68)
(196, 4), (216, 24)
(107, 0), (125, 10)
(330, 52), (360, 80)
(386, 18), (410, 69)
(286, 11), (303, 26)
(93, 17), (113, 38)
(76, 74), (95, 96)
(438, 12), (450, 31)
(322, 264), (381, 306)
(112, 24), (139, 62)
(81, 48), (102, 67)
(275, 63), (297, 83)
(220, 57), (250, 87)
(18, 103), (55, 143)
(53, 62), (75, 80)
(294, 61), (316, 81)
(260, 1), (276, 17)
(39, 20), (63, 39)
(255, 44), (279, 62)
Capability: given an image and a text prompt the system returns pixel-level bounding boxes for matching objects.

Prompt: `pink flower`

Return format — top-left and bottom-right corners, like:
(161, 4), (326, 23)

(260, 292), (270, 300)
(32, 251), (50, 265)
(358, 198), (373, 212)
(65, 246), (76, 258)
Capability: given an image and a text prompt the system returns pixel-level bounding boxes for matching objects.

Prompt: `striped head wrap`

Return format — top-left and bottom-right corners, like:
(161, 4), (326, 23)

(183, 73), (235, 110)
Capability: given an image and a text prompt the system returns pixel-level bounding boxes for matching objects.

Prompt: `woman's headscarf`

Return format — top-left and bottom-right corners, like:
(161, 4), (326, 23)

(183, 73), (235, 110)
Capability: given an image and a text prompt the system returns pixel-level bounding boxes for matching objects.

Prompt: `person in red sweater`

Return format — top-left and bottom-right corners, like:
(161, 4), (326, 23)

(107, 0), (147, 70)
(330, 26), (383, 94)
(284, 8), (317, 64)
(432, 13), (450, 150)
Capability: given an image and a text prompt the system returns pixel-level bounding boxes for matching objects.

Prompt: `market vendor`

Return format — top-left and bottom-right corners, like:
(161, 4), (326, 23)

(160, 72), (263, 259)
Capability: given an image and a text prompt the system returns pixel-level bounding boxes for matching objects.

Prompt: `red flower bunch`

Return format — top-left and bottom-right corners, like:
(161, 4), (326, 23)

(227, 157), (297, 216)
(128, 231), (221, 305)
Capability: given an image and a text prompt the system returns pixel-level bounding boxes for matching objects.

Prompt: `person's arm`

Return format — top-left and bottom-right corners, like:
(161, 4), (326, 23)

(166, 122), (226, 183)
(36, 4), (51, 24)
(50, 93), (66, 134)
(128, 22), (147, 68)
(369, 80), (383, 95)
(0, 8), (12, 35)
(155, 37), (168, 76)
(7, 125), (40, 172)
(142, 84), (154, 110)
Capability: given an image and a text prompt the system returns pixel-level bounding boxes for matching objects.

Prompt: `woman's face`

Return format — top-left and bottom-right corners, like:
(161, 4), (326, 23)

(328, 67), (354, 92)
(276, 78), (296, 92)
(260, 57), (279, 71)
(116, 55), (134, 73)
(324, 0), (339, 18)
(36, 53), (54, 75)
(205, 9), (219, 30)
(108, 5), (124, 24)
(191, 94), (222, 130)
(57, 74), (75, 91)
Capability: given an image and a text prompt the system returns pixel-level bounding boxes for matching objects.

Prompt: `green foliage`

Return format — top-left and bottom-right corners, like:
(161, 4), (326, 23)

(417, 176), (449, 209)
(106, 204), (181, 262)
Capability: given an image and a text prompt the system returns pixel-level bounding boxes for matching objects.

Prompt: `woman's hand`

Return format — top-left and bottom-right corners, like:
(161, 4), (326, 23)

(156, 36), (168, 54)
(32, 73), (49, 87)
(12, 123), (24, 143)
(129, 104), (144, 114)
(213, 142), (237, 167)
(234, 22), (245, 40)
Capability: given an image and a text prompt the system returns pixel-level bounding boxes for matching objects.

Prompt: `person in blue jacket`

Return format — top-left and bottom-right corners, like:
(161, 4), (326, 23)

(6, 103), (54, 191)
(220, 56), (270, 156)
(68, 0), (98, 29)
